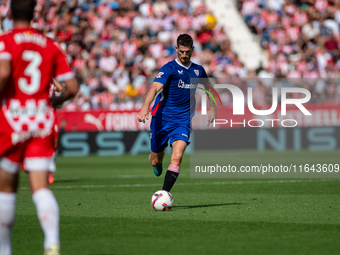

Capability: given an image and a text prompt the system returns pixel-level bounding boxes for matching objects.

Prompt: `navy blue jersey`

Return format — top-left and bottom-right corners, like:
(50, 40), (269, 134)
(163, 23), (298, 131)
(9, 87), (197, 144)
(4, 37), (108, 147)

(151, 59), (208, 122)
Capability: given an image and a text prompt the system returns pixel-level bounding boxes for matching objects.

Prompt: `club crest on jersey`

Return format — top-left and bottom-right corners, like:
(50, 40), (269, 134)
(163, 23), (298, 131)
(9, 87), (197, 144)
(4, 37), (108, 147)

(178, 70), (183, 75)
(156, 72), (164, 78)
(194, 70), (199, 76)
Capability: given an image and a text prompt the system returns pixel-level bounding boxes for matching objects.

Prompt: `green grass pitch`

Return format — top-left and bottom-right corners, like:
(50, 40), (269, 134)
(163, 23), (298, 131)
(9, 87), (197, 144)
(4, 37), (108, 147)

(13, 150), (340, 255)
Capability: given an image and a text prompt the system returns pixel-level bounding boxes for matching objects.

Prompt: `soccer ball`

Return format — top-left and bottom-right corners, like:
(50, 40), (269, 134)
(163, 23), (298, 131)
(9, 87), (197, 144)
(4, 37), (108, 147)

(151, 190), (173, 211)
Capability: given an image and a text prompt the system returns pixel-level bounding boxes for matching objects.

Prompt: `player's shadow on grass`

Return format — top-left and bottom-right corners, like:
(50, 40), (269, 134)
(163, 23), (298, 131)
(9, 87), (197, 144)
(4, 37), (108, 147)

(174, 203), (243, 209)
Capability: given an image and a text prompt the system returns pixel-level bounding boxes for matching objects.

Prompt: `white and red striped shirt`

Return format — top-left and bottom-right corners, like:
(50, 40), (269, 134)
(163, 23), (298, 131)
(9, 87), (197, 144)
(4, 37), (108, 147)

(213, 27), (228, 42)
(266, 12), (279, 24)
(286, 26), (300, 42)
(175, 15), (192, 31)
(88, 77), (99, 90)
(157, 56), (173, 69)
(73, 57), (86, 69)
(35, 17), (45, 30)
(115, 16), (132, 29)
(0, 4), (9, 18)
(101, 75), (114, 89)
(287, 70), (301, 79)
(109, 41), (122, 56)
(315, 0), (328, 13)
(97, 4), (112, 19)
(91, 16), (105, 32)
(99, 92), (113, 108)
(281, 15), (291, 27)
(192, 14), (205, 31)
(268, 59), (277, 72)
(293, 12), (308, 26)
(303, 70), (318, 78)
(281, 45), (294, 54)
(99, 56), (118, 73)
(139, 2), (153, 17)
(148, 43), (164, 59)
(122, 40), (138, 59)
(49, 17), (59, 28)
(242, 0), (257, 16)
(297, 61), (307, 72)
(272, 29), (286, 42)
(47, 6), (58, 21)
(284, 4), (296, 15)
(268, 43), (279, 55)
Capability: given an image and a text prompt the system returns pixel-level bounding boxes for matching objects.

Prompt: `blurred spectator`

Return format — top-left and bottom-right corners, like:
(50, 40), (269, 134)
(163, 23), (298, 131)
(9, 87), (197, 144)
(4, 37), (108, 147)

(2, 0), (339, 109)
(237, 0), (340, 103)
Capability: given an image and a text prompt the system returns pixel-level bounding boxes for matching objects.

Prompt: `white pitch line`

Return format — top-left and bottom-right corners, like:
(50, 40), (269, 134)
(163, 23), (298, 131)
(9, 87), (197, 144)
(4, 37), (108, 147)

(18, 178), (339, 190)
(55, 174), (189, 180)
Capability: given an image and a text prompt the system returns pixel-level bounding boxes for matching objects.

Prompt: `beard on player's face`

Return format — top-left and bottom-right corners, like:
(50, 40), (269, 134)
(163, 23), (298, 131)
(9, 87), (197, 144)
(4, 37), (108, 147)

(176, 45), (193, 65)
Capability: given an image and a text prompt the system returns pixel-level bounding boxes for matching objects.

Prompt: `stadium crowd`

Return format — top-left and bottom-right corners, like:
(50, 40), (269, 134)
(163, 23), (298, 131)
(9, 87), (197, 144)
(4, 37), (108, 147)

(1, 0), (237, 109)
(1, 0), (340, 108)
(238, 0), (340, 104)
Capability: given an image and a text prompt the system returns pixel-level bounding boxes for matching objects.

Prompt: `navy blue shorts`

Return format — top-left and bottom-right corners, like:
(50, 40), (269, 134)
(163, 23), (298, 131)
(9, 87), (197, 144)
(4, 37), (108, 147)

(150, 117), (191, 153)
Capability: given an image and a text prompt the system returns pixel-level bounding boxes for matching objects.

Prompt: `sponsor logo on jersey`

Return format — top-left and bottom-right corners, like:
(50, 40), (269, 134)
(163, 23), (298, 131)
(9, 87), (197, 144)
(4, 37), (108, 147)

(178, 70), (183, 75)
(178, 79), (197, 89)
(156, 72), (164, 78)
(0, 41), (4, 51)
(194, 70), (199, 76)
(11, 129), (52, 145)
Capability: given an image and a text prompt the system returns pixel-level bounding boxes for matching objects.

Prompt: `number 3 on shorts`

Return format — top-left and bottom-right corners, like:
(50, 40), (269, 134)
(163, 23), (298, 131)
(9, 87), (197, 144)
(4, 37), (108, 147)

(18, 50), (42, 95)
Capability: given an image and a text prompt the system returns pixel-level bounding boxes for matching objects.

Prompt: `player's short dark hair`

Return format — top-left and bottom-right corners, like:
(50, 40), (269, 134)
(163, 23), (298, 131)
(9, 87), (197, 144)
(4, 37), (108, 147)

(11, 0), (36, 22)
(177, 34), (193, 48)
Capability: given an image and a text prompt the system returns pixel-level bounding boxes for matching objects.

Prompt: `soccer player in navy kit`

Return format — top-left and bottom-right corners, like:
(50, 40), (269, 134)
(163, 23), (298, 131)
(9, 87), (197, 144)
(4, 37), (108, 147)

(137, 34), (216, 192)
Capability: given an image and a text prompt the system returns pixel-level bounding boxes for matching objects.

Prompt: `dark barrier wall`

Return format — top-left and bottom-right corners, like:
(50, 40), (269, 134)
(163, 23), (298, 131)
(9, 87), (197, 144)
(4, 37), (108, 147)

(57, 127), (339, 156)
(58, 131), (151, 157)
(194, 127), (339, 151)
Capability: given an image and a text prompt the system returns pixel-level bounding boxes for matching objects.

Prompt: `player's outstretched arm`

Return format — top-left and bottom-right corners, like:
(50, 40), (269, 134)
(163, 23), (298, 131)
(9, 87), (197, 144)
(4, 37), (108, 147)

(52, 78), (64, 92)
(0, 59), (11, 93)
(50, 78), (79, 108)
(207, 93), (217, 126)
(137, 81), (164, 123)
(207, 106), (217, 127)
(203, 83), (217, 126)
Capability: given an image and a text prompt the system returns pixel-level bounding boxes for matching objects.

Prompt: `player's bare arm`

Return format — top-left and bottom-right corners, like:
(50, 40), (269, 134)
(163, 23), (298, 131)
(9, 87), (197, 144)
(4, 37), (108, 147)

(204, 83), (217, 126)
(137, 81), (164, 123)
(52, 78), (64, 92)
(207, 94), (217, 126)
(0, 59), (11, 93)
(50, 78), (79, 108)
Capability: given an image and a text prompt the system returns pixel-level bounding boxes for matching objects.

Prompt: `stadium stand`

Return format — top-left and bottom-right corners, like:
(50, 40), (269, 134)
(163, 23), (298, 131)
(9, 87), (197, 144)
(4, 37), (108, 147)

(236, 0), (340, 103)
(238, 0), (340, 78)
(1, 0), (251, 108)
(1, 0), (340, 107)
